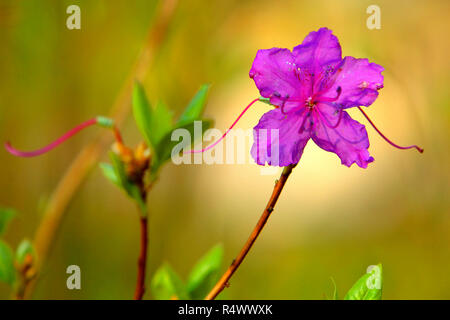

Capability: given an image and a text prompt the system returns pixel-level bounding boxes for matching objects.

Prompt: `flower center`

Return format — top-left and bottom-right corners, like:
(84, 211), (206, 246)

(305, 96), (315, 109)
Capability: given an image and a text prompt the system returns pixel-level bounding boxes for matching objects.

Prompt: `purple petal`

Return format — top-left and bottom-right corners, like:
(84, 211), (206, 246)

(312, 103), (374, 168)
(293, 28), (342, 72)
(251, 108), (311, 166)
(249, 48), (303, 111)
(327, 56), (384, 109)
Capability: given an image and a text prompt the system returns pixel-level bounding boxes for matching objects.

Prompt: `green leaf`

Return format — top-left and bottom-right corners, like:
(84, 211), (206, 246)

(99, 163), (120, 187)
(0, 240), (16, 286)
(0, 208), (16, 236)
(178, 84), (210, 125)
(152, 100), (174, 145)
(108, 152), (147, 216)
(151, 263), (189, 300)
(109, 152), (132, 192)
(132, 81), (154, 149)
(132, 83), (175, 166)
(153, 119), (213, 171)
(344, 264), (383, 300)
(131, 84), (213, 174)
(16, 239), (35, 265)
(187, 244), (223, 300)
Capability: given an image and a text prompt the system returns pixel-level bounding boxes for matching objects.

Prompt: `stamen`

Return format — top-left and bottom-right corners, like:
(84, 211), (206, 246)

(316, 107), (366, 145)
(185, 98), (260, 154)
(316, 106), (343, 129)
(314, 86), (342, 104)
(280, 95), (289, 115)
(357, 107), (423, 153)
(5, 117), (103, 157)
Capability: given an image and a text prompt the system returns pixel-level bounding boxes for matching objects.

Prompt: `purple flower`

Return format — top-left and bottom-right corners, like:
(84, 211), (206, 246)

(152, 27), (420, 162)
(249, 27), (385, 168)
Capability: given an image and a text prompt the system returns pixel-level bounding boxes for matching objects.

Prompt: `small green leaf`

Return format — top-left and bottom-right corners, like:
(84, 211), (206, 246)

(99, 163), (120, 187)
(109, 152), (131, 192)
(178, 84), (210, 125)
(151, 100), (173, 145)
(134, 84), (213, 174)
(0, 240), (16, 286)
(154, 119), (213, 171)
(151, 263), (189, 300)
(108, 152), (147, 216)
(132, 81), (154, 149)
(16, 239), (35, 265)
(0, 208), (16, 236)
(187, 244), (224, 300)
(344, 264), (383, 300)
(132, 83), (175, 166)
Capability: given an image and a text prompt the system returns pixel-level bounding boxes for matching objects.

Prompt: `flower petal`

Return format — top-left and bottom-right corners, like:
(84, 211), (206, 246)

(249, 48), (303, 111)
(312, 103), (374, 168)
(293, 27), (342, 72)
(327, 56), (384, 109)
(251, 108), (311, 166)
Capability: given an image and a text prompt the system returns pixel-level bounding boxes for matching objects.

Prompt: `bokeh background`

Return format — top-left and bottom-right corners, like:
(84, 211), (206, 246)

(0, 0), (449, 299)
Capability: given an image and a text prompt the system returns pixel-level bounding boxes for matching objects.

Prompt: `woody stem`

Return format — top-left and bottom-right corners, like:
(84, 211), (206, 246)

(134, 215), (148, 300)
(20, 0), (178, 299)
(205, 164), (296, 300)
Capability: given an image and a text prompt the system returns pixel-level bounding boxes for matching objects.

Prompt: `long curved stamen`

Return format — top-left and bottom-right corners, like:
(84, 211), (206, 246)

(185, 98), (260, 154)
(280, 95), (290, 115)
(273, 86), (341, 106)
(315, 108), (366, 145)
(357, 106), (423, 153)
(313, 86), (342, 104)
(5, 118), (99, 157)
(316, 106), (343, 129)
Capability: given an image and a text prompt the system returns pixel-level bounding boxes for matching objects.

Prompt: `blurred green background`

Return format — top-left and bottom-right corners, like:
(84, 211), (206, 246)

(0, 0), (449, 299)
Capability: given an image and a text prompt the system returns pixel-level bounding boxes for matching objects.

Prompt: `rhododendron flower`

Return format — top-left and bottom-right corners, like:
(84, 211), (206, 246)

(249, 27), (388, 168)
(140, 28), (422, 166)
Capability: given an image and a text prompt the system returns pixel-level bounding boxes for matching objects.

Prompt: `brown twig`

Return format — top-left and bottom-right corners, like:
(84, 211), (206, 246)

(205, 164), (296, 300)
(13, 254), (36, 300)
(20, 0), (178, 300)
(113, 125), (124, 145)
(115, 134), (151, 300)
(130, 154), (151, 301)
(134, 216), (148, 300)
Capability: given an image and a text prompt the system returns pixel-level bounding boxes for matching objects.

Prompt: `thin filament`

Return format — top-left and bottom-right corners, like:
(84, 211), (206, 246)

(316, 107), (343, 129)
(313, 86), (342, 103)
(280, 96), (289, 115)
(185, 98), (260, 154)
(357, 107), (423, 153)
(5, 118), (98, 157)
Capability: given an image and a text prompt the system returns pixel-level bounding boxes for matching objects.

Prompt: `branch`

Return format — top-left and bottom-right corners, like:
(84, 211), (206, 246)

(134, 216), (148, 300)
(20, 0), (178, 299)
(205, 164), (296, 300)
